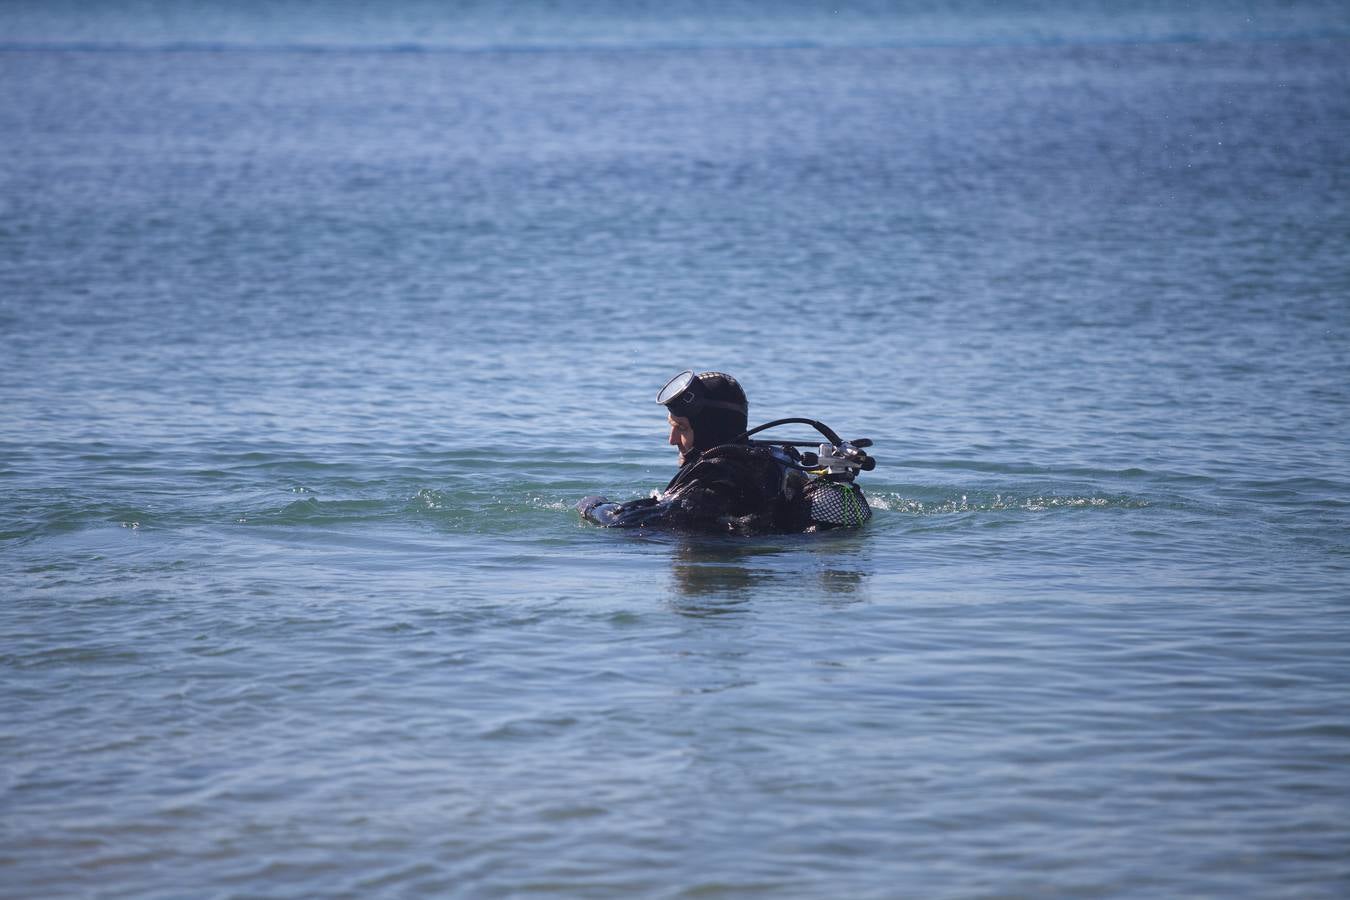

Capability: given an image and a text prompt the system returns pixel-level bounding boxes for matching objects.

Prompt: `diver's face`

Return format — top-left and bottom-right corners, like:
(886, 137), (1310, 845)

(668, 413), (696, 463)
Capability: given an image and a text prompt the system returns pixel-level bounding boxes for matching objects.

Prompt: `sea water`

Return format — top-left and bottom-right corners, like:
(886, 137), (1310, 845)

(3, 1), (1349, 896)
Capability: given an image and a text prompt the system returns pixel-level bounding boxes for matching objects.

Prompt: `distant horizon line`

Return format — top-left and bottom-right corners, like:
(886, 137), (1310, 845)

(2, 30), (1347, 55)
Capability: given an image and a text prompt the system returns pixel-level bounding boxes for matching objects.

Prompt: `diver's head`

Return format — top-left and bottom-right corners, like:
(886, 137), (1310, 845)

(657, 370), (749, 462)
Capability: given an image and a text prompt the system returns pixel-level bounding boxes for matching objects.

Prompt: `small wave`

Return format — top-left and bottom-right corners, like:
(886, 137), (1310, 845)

(528, 496), (582, 513)
(405, 488), (567, 533)
(2, 496), (161, 544)
(239, 496), (395, 526)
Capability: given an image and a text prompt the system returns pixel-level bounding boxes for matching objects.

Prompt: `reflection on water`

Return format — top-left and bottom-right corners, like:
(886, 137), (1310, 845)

(665, 532), (871, 612)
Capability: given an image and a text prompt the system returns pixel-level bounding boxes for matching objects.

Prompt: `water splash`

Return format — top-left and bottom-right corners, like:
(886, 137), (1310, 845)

(868, 491), (1149, 515)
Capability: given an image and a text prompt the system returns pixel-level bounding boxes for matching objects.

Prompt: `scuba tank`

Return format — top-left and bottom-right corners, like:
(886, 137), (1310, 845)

(736, 418), (875, 529)
(800, 445), (873, 528)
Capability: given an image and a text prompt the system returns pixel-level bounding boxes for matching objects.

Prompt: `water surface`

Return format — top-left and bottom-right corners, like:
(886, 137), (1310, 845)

(3, 2), (1350, 896)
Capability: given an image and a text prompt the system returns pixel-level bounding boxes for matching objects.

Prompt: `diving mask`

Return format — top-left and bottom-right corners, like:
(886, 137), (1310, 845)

(656, 370), (748, 418)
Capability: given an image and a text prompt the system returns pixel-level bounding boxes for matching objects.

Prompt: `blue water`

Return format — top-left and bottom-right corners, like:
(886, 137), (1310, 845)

(3, 2), (1350, 896)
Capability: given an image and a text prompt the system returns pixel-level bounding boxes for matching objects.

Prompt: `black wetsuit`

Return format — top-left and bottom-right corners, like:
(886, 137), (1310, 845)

(578, 443), (813, 534)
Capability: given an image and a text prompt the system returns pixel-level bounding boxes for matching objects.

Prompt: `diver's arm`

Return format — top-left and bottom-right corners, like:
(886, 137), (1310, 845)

(578, 455), (743, 530)
(577, 495), (666, 527)
(576, 481), (736, 530)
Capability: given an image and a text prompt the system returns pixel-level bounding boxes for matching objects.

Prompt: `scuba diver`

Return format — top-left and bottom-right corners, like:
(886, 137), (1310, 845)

(577, 370), (875, 534)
